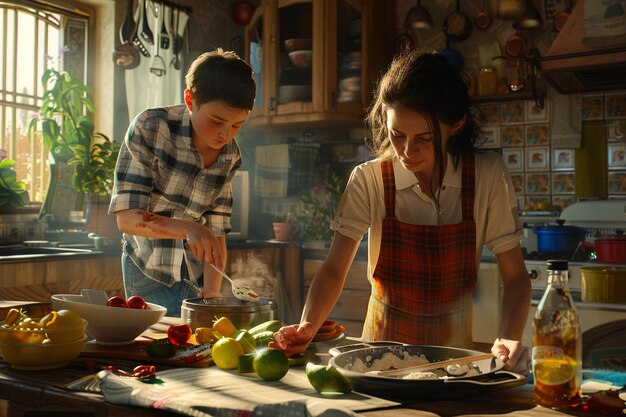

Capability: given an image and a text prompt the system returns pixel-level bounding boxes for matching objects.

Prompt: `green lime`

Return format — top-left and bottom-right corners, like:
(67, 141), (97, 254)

(253, 347), (289, 381)
(211, 337), (244, 369)
(238, 352), (255, 373)
(305, 362), (352, 394)
(234, 330), (256, 354)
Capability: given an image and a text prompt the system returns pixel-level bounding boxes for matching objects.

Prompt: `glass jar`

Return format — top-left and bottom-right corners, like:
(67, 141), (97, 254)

(477, 67), (497, 96)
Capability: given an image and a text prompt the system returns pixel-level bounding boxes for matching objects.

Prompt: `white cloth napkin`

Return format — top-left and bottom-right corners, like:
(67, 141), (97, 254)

(98, 366), (397, 417)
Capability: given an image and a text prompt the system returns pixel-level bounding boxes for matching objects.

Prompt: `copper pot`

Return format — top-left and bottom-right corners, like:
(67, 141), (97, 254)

(474, 0), (492, 30)
(595, 233), (626, 263)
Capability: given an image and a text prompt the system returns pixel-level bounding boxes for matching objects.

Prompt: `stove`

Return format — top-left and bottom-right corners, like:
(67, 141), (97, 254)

(519, 200), (626, 345)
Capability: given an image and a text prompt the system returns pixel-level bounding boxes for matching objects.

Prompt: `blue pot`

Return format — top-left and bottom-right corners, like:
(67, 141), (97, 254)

(534, 224), (587, 256)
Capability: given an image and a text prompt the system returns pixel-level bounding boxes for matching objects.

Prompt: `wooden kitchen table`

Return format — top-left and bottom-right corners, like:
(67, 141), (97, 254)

(0, 318), (615, 417)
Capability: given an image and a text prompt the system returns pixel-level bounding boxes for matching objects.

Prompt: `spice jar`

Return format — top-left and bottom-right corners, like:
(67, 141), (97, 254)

(477, 67), (497, 96)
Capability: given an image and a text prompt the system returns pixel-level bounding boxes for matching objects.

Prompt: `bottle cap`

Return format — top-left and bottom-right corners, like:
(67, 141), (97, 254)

(546, 259), (568, 270)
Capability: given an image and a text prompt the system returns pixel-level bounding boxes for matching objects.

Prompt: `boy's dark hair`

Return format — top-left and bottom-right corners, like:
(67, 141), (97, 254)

(185, 48), (256, 110)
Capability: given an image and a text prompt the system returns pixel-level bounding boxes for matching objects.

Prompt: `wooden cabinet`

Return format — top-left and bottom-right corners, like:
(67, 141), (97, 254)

(244, 0), (393, 129)
(303, 258), (368, 337)
(0, 254), (124, 302)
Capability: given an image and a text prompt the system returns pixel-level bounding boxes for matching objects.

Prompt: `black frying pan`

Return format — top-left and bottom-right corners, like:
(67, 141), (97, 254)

(328, 343), (526, 400)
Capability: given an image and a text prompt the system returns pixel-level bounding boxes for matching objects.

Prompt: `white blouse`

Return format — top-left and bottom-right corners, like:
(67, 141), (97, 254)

(331, 152), (523, 278)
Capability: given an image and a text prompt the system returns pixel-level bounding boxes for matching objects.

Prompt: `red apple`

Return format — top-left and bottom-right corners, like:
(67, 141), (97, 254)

(106, 296), (128, 308)
(127, 295), (148, 310)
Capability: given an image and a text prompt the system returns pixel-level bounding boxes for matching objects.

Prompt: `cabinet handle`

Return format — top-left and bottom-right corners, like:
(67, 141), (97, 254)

(331, 91), (337, 108)
(269, 97), (276, 112)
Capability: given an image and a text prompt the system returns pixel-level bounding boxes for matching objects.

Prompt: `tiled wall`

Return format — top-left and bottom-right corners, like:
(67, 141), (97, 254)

(477, 90), (626, 212)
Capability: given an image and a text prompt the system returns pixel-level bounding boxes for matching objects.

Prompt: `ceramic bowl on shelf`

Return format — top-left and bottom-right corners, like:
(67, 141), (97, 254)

(278, 85), (312, 104)
(51, 293), (166, 345)
(284, 38), (312, 53)
(288, 50), (313, 69)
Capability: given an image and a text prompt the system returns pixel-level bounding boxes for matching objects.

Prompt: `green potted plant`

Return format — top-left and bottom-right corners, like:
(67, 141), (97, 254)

(28, 68), (118, 234)
(293, 172), (343, 247)
(0, 159), (30, 211)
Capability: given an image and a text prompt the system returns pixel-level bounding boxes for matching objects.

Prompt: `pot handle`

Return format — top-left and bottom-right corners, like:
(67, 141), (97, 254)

(443, 370), (527, 386)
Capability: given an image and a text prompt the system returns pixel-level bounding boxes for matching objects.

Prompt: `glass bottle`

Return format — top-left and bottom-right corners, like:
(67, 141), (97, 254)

(532, 259), (582, 408)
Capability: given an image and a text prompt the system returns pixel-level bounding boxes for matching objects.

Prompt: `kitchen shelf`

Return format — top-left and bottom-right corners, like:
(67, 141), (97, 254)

(470, 90), (543, 105)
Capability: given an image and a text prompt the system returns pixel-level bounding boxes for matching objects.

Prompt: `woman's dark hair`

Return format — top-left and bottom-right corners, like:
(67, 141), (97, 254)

(365, 48), (480, 199)
(185, 48), (256, 110)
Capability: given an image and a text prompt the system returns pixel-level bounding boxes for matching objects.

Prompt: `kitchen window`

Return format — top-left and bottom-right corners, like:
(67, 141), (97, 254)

(0, 1), (89, 203)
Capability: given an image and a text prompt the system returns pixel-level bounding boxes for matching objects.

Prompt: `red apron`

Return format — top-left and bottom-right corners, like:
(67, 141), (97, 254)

(362, 155), (477, 348)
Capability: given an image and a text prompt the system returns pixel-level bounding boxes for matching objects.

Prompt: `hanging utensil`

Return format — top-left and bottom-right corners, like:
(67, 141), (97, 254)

(443, 0), (472, 43)
(132, 0), (150, 57)
(170, 7), (182, 70)
(209, 264), (260, 302)
(113, 0), (140, 69)
(140, 0), (154, 45)
(160, 4), (170, 50)
(474, 0), (493, 30)
(150, 2), (166, 76)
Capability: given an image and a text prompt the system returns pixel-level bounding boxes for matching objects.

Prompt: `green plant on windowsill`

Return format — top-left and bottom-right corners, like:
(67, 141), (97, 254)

(0, 159), (30, 210)
(28, 67), (117, 198)
(293, 172), (343, 244)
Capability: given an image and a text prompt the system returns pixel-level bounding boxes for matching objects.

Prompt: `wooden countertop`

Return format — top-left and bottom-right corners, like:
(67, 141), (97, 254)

(0, 318), (618, 417)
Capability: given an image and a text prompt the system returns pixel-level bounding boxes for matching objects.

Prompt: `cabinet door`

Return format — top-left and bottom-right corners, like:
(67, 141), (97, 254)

(323, 0), (368, 117)
(245, 3), (270, 124)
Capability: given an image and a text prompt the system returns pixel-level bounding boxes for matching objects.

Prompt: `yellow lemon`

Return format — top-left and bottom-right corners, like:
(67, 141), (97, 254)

(534, 356), (576, 386)
(253, 347), (289, 381)
(211, 337), (244, 369)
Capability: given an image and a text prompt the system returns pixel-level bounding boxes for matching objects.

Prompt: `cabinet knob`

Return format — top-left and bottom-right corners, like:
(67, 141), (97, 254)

(269, 97), (276, 112)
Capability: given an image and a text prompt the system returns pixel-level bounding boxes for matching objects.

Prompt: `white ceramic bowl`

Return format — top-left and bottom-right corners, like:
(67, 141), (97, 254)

(288, 50), (313, 68)
(51, 294), (166, 345)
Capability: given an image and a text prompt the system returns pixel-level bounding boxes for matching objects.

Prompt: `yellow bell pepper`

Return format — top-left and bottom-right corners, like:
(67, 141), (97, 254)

(212, 316), (237, 338)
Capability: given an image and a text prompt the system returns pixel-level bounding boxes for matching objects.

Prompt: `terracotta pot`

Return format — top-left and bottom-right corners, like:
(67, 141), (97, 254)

(595, 233), (626, 263)
(272, 222), (298, 241)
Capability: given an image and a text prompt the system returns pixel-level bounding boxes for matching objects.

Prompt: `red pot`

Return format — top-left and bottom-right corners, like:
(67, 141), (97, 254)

(595, 233), (626, 263)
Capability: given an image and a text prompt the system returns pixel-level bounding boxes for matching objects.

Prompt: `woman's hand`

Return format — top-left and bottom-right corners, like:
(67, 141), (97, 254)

(269, 322), (315, 356)
(491, 337), (531, 375)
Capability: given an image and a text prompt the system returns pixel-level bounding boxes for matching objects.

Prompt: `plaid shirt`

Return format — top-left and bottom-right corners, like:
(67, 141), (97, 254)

(109, 104), (241, 286)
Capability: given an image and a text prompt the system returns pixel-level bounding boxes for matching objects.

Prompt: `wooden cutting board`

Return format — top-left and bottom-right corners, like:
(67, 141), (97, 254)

(80, 339), (213, 368)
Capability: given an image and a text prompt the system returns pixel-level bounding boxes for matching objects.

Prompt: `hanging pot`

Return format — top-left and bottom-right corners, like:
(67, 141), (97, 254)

(533, 220), (587, 257)
(504, 32), (528, 58)
(443, 0), (472, 43)
(594, 231), (626, 263)
(113, 0), (140, 69)
(474, 0), (493, 30)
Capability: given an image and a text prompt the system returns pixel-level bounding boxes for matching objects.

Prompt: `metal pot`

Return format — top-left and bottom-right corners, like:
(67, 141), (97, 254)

(581, 267), (626, 303)
(533, 220), (587, 257)
(87, 233), (122, 252)
(443, 0), (472, 43)
(181, 296), (277, 331)
(328, 343), (525, 401)
(594, 232), (626, 263)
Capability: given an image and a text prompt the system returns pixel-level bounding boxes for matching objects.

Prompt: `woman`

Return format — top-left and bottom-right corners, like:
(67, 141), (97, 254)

(109, 49), (255, 317)
(272, 49), (531, 373)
